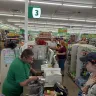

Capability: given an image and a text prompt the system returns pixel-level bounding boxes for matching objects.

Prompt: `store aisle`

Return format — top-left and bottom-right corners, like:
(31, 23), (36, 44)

(62, 74), (79, 96)
(62, 62), (79, 96)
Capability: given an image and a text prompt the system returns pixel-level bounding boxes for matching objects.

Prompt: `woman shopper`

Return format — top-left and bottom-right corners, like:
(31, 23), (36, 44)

(56, 40), (67, 76)
(2, 49), (38, 96)
(80, 52), (96, 96)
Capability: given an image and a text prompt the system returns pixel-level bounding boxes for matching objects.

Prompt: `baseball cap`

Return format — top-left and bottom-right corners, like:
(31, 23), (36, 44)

(80, 52), (96, 64)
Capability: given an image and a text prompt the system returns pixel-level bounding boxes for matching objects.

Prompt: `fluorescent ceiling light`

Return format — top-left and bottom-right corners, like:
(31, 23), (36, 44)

(41, 17), (68, 21)
(0, 13), (24, 17)
(72, 25), (82, 27)
(63, 4), (92, 8)
(20, 25), (63, 29)
(15, 24), (23, 25)
(93, 6), (96, 8)
(52, 18), (68, 21)
(83, 26), (95, 28)
(86, 20), (96, 23)
(13, 0), (24, 1)
(6, 15), (96, 23)
(40, 17), (52, 19)
(69, 19), (85, 22)
(14, 22), (66, 26)
(30, 1), (92, 8)
(69, 28), (82, 30)
(9, 20), (24, 23)
(41, 17), (86, 22)
(16, 23), (96, 28)
(8, 0), (92, 8)
(14, 15), (24, 18)
(0, 14), (13, 17)
(30, 1), (61, 5)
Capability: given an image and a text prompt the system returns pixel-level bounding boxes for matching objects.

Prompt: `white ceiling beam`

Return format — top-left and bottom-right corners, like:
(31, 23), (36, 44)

(63, 3), (92, 8)
(8, 0), (93, 8)
(30, 1), (92, 8)
(3, 14), (96, 23)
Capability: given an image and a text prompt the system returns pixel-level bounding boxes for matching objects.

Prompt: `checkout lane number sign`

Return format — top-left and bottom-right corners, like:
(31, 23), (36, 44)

(28, 6), (41, 18)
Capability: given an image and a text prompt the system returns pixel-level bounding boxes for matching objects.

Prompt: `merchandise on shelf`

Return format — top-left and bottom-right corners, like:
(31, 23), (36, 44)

(5, 32), (20, 44)
(7, 32), (19, 37)
(68, 44), (96, 89)
(76, 44), (96, 78)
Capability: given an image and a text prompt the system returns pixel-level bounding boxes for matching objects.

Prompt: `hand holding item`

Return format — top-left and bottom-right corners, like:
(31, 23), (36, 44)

(29, 76), (38, 81)
(85, 77), (96, 86)
(36, 71), (44, 76)
(56, 52), (59, 55)
(82, 77), (96, 94)
(82, 86), (89, 94)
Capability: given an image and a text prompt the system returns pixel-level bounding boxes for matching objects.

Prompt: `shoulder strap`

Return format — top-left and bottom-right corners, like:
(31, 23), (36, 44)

(90, 83), (96, 88)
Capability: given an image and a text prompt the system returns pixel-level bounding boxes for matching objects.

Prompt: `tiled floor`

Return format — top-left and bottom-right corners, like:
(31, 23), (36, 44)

(62, 74), (79, 96)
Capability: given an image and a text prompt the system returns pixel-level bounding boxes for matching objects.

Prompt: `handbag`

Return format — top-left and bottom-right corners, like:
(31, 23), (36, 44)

(54, 82), (68, 96)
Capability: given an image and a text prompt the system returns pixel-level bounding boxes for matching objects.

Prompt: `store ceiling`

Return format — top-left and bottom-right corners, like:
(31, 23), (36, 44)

(0, 0), (96, 32)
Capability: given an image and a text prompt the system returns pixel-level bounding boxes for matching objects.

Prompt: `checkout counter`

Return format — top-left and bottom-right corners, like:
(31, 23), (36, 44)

(0, 41), (62, 96)
(23, 45), (62, 96)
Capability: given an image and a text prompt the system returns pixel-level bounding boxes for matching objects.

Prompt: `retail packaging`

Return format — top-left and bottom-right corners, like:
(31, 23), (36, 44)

(44, 68), (62, 87)
(76, 44), (96, 78)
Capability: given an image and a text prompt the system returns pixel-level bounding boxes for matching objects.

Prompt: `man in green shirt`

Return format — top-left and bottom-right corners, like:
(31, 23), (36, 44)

(2, 49), (38, 96)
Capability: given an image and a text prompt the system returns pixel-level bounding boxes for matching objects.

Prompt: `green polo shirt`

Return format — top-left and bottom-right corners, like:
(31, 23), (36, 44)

(2, 57), (30, 96)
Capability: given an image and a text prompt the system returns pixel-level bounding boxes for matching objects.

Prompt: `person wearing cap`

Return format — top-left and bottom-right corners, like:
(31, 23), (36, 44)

(80, 52), (96, 96)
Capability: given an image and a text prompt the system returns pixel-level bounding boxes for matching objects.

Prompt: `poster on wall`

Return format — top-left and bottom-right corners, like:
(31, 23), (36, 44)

(3, 49), (15, 64)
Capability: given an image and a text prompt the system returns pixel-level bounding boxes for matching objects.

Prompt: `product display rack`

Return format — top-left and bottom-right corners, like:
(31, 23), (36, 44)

(6, 33), (20, 44)
(68, 44), (96, 90)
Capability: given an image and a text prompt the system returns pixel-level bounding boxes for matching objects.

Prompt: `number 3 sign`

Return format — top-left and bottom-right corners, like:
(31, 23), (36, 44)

(28, 6), (41, 18)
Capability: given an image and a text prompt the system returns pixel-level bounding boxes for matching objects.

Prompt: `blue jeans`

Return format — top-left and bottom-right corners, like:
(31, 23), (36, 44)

(58, 59), (65, 71)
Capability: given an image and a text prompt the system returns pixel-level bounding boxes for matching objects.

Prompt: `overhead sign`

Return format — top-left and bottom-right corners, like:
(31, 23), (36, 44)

(28, 6), (41, 18)
(58, 28), (67, 33)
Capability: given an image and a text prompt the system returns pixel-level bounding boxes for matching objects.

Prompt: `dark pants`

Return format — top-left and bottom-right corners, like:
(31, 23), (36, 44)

(58, 59), (65, 71)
